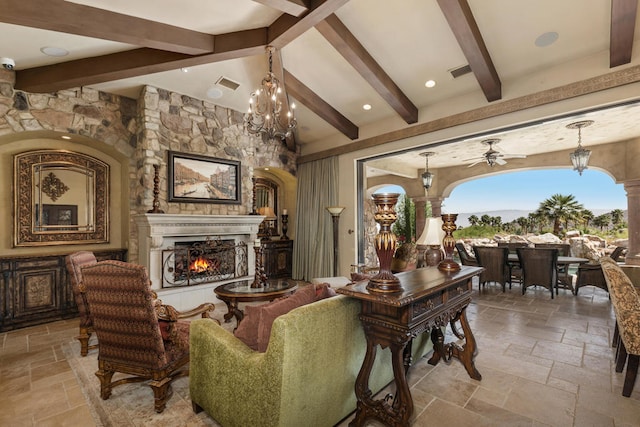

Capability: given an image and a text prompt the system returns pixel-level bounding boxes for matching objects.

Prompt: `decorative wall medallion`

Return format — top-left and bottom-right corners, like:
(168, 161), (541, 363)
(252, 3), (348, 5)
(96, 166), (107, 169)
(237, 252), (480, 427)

(38, 172), (69, 201)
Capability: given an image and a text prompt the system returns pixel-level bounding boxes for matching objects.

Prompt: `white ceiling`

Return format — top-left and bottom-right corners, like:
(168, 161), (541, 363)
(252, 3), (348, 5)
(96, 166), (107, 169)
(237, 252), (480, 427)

(2, 0), (640, 176)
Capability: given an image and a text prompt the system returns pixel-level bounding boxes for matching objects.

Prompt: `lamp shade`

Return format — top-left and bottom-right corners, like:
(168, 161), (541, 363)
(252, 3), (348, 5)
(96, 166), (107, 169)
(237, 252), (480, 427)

(416, 217), (445, 246)
(326, 206), (346, 216)
(257, 206), (277, 218)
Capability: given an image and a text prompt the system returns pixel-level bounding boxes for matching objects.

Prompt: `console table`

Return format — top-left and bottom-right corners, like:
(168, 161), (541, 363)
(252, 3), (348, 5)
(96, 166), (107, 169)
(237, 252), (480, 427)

(336, 265), (483, 427)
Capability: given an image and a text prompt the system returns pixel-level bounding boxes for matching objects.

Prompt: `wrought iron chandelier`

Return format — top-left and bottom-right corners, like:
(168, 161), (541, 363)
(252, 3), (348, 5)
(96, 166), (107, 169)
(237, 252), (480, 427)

(567, 120), (594, 175)
(245, 46), (296, 140)
(420, 152), (435, 190)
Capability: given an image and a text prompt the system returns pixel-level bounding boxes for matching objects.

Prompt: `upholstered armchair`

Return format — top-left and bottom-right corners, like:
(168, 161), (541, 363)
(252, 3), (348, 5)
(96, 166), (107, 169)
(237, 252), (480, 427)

(80, 260), (191, 413)
(66, 251), (215, 357)
(65, 251), (98, 357)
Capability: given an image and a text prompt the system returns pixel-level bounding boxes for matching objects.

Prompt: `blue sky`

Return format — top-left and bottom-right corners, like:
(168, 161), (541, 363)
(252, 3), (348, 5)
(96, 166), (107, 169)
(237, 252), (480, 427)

(380, 169), (627, 214)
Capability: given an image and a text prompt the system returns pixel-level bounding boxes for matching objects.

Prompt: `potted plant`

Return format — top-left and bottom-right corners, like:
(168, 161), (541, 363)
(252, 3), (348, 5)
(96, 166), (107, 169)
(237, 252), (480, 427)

(391, 241), (418, 273)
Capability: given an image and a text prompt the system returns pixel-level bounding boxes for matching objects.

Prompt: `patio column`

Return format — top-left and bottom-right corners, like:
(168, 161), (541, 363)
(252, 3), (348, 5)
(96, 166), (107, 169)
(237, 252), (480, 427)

(428, 197), (443, 217)
(414, 196), (427, 238)
(624, 180), (640, 265)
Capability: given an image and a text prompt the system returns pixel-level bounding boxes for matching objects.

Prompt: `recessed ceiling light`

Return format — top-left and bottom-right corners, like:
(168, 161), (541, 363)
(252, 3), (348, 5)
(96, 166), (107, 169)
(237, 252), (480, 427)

(40, 46), (68, 57)
(206, 87), (223, 99)
(61, 135), (71, 140)
(363, 104), (372, 111)
(181, 67), (190, 73)
(425, 80), (436, 88)
(535, 31), (559, 48)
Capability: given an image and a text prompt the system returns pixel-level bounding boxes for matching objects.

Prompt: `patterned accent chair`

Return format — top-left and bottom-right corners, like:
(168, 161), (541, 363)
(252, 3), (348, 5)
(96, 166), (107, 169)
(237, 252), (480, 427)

(516, 247), (558, 299)
(81, 260), (191, 413)
(65, 251), (98, 357)
(600, 257), (640, 397)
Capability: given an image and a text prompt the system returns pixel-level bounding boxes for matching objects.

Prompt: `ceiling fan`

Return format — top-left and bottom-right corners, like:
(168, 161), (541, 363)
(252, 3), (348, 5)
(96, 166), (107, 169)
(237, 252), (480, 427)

(465, 138), (527, 167)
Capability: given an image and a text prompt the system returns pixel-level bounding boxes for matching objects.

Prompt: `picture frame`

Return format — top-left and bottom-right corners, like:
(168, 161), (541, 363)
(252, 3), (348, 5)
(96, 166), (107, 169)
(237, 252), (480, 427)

(168, 151), (241, 204)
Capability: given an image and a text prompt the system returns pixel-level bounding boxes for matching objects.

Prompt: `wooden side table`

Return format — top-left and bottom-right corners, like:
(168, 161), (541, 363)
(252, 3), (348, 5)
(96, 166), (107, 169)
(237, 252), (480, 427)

(337, 266), (483, 427)
(214, 280), (297, 323)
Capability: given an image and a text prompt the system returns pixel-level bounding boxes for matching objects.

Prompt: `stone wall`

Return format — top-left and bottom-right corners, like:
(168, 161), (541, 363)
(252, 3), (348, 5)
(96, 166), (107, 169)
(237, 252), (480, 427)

(0, 69), (298, 263)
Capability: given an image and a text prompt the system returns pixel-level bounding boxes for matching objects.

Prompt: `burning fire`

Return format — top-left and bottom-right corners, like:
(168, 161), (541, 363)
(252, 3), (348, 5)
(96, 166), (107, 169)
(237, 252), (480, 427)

(190, 256), (210, 273)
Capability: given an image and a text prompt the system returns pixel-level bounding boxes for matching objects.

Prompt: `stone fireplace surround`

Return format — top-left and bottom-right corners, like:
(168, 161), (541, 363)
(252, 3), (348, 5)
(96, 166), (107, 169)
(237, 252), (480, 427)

(135, 214), (264, 311)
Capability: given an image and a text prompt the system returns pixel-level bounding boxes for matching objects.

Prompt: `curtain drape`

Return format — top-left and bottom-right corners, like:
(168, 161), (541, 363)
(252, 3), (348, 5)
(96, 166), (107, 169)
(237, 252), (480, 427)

(292, 157), (339, 280)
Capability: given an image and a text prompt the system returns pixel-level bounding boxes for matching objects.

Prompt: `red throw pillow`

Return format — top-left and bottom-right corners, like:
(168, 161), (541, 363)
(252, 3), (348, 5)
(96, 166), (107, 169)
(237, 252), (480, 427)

(255, 285), (317, 352)
(314, 283), (337, 300)
(233, 304), (262, 351)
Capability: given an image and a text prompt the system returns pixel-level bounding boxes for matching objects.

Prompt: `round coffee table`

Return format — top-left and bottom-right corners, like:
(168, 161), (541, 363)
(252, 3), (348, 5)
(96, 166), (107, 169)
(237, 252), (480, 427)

(214, 280), (298, 323)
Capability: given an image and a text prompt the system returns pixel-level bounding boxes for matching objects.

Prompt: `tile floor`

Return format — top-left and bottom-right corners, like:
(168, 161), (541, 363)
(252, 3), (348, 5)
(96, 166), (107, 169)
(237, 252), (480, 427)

(1, 281), (639, 426)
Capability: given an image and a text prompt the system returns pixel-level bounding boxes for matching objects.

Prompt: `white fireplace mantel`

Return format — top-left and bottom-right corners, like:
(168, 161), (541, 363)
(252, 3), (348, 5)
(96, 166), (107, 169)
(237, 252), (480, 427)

(134, 213), (265, 310)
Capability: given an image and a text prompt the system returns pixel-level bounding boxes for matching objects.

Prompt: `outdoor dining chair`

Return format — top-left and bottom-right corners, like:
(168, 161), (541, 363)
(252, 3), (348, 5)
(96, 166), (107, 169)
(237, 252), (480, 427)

(473, 246), (510, 292)
(516, 247), (558, 299)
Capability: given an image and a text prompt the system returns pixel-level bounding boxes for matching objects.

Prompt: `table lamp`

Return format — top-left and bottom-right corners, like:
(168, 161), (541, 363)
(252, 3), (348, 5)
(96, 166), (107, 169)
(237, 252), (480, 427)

(416, 217), (445, 267)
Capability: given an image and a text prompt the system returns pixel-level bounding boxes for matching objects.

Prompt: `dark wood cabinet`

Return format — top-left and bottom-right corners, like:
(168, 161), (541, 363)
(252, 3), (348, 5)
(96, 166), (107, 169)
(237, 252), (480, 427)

(262, 240), (293, 279)
(0, 248), (127, 331)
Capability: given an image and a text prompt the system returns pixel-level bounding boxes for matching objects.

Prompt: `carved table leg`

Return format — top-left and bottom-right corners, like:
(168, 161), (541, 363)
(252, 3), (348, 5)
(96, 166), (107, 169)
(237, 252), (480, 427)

(221, 299), (243, 323)
(351, 334), (413, 427)
(428, 326), (446, 366)
(447, 307), (482, 380)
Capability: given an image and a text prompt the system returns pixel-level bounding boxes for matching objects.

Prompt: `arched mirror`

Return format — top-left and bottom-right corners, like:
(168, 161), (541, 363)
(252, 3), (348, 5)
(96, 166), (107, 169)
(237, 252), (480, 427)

(254, 177), (278, 237)
(14, 150), (109, 246)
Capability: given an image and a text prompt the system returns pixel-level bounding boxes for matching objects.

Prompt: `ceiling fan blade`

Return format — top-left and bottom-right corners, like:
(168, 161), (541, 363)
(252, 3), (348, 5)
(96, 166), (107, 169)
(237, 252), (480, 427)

(502, 154), (527, 159)
(467, 160), (484, 167)
(496, 158), (507, 165)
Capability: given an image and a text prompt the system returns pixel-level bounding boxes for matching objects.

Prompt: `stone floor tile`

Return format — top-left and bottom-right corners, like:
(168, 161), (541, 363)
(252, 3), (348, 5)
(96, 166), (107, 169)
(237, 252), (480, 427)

(531, 339), (584, 366)
(414, 398), (492, 427)
(503, 377), (576, 426)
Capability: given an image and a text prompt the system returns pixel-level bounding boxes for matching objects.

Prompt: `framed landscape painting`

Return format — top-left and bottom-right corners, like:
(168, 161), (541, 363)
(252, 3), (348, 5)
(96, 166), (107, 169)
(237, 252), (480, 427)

(168, 151), (241, 204)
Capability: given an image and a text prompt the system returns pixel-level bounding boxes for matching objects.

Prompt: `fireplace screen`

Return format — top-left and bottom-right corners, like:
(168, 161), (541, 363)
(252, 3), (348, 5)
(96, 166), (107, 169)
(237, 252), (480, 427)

(162, 238), (248, 287)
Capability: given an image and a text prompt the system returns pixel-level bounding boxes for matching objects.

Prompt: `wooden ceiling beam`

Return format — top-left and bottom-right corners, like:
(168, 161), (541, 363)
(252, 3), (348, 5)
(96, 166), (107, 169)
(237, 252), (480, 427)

(284, 69), (359, 140)
(252, 0), (309, 17)
(268, 0), (350, 47)
(0, 0), (214, 55)
(610, 0), (638, 67)
(15, 29), (268, 93)
(437, 0), (501, 102)
(316, 14), (418, 124)
(12, 0), (349, 93)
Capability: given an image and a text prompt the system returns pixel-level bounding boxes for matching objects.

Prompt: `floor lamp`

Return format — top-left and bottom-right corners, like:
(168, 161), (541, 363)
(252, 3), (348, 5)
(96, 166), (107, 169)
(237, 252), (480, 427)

(326, 206), (345, 277)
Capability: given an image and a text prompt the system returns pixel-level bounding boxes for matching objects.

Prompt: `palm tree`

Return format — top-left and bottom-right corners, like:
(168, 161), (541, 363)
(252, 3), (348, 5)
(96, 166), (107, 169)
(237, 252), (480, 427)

(579, 209), (594, 229)
(468, 215), (479, 226)
(516, 216), (529, 233)
(536, 194), (584, 235)
(593, 214), (610, 231)
(610, 209), (624, 227)
(480, 214), (491, 226)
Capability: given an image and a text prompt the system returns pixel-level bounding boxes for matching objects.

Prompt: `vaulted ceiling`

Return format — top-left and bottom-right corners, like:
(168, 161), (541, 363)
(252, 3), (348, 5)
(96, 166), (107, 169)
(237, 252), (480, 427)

(1, 0), (640, 176)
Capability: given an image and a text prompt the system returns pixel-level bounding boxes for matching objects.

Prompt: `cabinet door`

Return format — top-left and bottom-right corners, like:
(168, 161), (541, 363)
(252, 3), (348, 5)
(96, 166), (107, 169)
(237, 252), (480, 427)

(262, 241), (293, 279)
(12, 258), (62, 322)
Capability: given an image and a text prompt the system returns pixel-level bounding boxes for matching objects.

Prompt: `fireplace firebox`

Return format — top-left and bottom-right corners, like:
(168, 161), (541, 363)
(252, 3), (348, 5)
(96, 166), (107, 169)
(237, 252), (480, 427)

(162, 238), (248, 287)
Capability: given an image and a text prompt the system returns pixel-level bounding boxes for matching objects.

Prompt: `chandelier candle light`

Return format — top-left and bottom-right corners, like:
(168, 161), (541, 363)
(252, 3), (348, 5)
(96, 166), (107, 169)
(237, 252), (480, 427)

(567, 120), (594, 175)
(245, 46), (296, 140)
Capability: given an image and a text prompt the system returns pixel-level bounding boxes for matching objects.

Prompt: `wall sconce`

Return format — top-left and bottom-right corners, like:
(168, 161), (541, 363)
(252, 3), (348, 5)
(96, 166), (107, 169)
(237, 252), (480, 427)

(420, 152), (435, 190)
(567, 120), (594, 175)
(326, 206), (346, 277)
